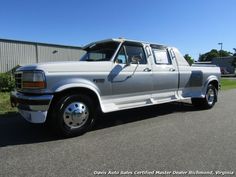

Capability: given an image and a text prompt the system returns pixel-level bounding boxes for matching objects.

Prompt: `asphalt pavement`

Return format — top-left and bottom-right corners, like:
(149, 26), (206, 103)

(0, 89), (236, 177)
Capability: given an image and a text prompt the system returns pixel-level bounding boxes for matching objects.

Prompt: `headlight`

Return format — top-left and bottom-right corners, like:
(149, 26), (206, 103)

(22, 71), (46, 89)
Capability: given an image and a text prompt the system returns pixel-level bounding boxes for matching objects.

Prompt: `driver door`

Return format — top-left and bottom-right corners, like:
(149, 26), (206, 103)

(108, 43), (153, 108)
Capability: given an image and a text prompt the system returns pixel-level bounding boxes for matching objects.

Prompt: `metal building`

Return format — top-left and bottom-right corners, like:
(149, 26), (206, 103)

(212, 57), (235, 74)
(195, 56), (235, 75)
(0, 38), (85, 72)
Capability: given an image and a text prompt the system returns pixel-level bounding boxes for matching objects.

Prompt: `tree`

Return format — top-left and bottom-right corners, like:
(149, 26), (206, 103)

(199, 49), (232, 61)
(184, 54), (194, 65)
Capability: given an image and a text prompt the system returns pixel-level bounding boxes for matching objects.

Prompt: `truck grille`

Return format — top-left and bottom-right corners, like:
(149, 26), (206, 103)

(15, 72), (23, 90)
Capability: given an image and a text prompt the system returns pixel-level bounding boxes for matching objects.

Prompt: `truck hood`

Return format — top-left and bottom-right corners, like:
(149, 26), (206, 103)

(17, 61), (112, 72)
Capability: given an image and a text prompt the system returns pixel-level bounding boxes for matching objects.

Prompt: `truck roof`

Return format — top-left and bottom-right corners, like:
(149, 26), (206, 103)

(83, 38), (167, 49)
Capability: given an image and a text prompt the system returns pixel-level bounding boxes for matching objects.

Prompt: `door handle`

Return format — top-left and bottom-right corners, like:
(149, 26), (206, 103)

(143, 68), (152, 72)
(169, 68), (176, 72)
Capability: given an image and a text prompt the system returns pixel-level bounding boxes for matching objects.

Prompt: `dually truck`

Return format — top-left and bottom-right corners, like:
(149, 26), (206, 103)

(10, 38), (221, 137)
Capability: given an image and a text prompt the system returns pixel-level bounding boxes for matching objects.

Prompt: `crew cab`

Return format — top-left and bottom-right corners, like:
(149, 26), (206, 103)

(11, 38), (221, 137)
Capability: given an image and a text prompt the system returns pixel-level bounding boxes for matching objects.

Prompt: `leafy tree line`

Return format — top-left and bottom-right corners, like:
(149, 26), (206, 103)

(184, 48), (236, 66)
(233, 48), (236, 57)
(199, 49), (232, 61)
(184, 54), (194, 65)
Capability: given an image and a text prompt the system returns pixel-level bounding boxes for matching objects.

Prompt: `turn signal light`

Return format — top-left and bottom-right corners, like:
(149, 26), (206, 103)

(23, 81), (46, 89)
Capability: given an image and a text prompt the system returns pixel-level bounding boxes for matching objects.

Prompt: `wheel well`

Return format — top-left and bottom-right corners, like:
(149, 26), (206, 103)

(50, 87), (100, 110)
(209, 80), (219, 90)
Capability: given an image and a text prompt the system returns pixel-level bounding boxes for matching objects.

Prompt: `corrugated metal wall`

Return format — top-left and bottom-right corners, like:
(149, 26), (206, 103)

(38, 45), (84, 62)
(0, 41), (36, 72)
(0, 40), (85, 72)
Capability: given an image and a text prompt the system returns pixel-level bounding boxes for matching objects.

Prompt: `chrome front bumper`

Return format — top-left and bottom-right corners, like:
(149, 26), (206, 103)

(10, 91), (53, 123)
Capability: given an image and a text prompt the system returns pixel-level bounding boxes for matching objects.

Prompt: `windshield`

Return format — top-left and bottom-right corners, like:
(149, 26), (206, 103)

(80, 42), (120, 62)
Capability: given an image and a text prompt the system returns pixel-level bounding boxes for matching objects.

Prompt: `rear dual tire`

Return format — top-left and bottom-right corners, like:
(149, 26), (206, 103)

(191, 84), (217, 109)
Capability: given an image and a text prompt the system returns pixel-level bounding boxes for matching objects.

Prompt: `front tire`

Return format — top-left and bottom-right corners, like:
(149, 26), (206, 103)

(51, 94), (95, 137)
(192, 84), (217, 109)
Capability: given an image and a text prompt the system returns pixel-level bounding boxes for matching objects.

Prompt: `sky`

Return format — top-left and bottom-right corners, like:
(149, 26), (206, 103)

(0, 0), (235, 60)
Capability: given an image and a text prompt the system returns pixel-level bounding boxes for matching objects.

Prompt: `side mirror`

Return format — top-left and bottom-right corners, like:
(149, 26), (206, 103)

(131, 56), (142, 64)
(115, 59), (123, 64)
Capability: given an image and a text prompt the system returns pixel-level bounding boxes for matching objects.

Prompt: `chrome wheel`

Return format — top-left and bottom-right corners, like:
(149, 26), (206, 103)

(192, 84), (217, 109)
(63, 102), (89, 129)
(206, 88), (215, 106)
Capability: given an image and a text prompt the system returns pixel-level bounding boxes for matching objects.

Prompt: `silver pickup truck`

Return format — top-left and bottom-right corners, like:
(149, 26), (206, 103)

(10, 38), (221, 137)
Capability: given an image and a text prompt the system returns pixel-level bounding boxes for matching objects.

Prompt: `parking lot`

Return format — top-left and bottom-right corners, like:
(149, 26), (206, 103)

(0, 89), (236, 177)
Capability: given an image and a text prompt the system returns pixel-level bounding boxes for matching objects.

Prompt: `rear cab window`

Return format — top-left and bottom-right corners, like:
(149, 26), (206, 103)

(151, 44), (172, 65)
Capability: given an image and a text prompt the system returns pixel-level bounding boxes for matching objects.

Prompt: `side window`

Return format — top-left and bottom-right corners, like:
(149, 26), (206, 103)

(115, 46), (127, 64)
(125, 45), (147, 64)
(152, 49), (172, 65)
(89, 52), (105, 60)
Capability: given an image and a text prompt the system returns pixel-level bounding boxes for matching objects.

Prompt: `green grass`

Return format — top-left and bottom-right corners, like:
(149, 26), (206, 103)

(0, 92), (16, 114)
(221, 78), (236, 90)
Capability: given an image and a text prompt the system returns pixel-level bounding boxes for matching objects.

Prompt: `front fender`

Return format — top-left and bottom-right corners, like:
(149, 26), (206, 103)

(53, 78), (103, 108)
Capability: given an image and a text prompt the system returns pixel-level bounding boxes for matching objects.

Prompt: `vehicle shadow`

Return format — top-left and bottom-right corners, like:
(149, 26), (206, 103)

(0, 102), (199, 147)
(0, 112), (60, 147)
(93, 102), (198, 130)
